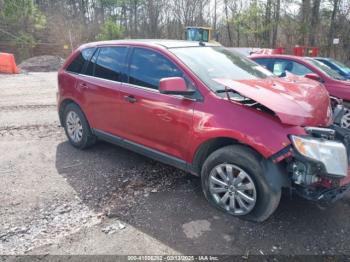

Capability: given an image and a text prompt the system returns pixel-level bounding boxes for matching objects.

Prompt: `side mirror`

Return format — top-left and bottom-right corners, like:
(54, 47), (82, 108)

(305, 73), (323, 82)
(279, 71), (287, 78)
(159, 77), (195, 95)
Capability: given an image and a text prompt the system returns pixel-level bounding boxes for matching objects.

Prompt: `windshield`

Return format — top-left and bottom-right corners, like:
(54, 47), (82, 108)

(329, 59), (350, 74)
(170, 46), (274, 91)
(305, 58), (346, 81)
(186, 28), (209, 42)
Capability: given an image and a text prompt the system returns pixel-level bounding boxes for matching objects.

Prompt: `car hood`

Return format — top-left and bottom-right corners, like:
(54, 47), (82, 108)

(214, 77), (332, 126)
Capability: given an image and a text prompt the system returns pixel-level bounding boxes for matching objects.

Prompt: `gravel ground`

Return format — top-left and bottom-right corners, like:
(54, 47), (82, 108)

(1, 72), (350, 256)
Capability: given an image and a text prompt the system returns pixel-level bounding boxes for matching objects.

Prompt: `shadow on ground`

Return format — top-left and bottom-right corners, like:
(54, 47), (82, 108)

(55, 141), (350, 255)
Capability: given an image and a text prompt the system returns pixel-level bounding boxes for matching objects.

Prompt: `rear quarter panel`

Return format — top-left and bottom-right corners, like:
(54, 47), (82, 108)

(57, 70), (90, 122)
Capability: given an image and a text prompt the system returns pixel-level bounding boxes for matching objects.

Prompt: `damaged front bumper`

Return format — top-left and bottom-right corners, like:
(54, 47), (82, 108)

(272, 124), (350, 202)
(301, 183), (350, 202)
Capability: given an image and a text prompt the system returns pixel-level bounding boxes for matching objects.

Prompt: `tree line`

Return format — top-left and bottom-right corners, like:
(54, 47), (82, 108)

(0, 0), (349, 63)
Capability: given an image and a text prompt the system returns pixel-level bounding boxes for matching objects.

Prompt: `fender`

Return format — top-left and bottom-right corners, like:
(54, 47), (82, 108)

(261, 158), (291, 192)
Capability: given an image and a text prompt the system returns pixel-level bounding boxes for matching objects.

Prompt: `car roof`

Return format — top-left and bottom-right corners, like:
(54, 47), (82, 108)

(79, 39), (221, 50)
(250, 54), (305, 60)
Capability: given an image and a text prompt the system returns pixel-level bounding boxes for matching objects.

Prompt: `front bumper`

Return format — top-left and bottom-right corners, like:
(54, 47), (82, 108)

(285, 124), (350, 202)
(297, 182), (350, 202)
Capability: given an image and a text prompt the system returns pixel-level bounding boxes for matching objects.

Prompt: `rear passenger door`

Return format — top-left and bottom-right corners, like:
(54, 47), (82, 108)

(79, 46), (128, 135)
(118, 47), (196, 161)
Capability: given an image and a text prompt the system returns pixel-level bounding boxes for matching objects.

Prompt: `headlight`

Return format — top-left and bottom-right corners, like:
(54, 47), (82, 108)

(290, 135), (348, 177)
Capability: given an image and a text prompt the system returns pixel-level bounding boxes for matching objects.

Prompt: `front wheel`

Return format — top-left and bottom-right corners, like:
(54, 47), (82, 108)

(341, 106), (350, 129)
(201, 145), (281, 222)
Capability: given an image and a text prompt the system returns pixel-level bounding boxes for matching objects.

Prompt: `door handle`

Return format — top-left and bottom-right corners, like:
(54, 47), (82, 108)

(124, 95), (137, 103)
(79, 82), (88, 89)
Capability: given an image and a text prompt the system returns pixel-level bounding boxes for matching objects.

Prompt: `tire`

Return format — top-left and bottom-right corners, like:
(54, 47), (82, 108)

(340, 106), (350, 129)
(201, 144), (281, 222)
(63, 103), (96, 149)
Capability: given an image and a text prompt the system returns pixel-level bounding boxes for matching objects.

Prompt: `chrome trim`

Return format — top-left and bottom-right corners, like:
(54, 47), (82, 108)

(71, 72), (199, 101)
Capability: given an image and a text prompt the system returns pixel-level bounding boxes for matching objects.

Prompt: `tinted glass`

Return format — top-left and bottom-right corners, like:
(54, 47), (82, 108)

(66, 48), (95, 73)
(85, 50), (98, 76)
(94, 47), (127, 81)
(129, 48), (183, 89)
(170, 46), (274, 91)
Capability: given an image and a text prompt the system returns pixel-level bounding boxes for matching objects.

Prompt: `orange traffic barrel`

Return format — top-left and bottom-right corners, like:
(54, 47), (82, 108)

(0, 53), (19, 74)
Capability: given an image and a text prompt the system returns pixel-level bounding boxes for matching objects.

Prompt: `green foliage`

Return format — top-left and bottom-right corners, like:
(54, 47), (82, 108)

(0, 0), (46, 29)
(227, 1), (274, 45)
(13, 32), (37, 58)
(96, 19), (124, 40)
(0, 0), (46, 50)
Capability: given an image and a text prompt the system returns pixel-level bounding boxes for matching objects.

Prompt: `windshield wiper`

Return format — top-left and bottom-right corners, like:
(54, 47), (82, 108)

(215, 88), (238, 94)
(215, 87), (246, 102)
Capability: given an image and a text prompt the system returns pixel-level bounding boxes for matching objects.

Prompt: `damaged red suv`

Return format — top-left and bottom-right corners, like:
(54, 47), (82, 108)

(58, 40), (350, 222)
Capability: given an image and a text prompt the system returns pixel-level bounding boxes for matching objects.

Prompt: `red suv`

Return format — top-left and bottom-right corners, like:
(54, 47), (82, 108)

(58, 40), (350, 222)
(250, 54), (350, 128)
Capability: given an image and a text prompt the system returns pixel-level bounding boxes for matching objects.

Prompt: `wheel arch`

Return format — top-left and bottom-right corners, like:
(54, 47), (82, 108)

(191, 137), (264, 176)
(191, 136), (290, 191)
(58, 98), (88, 127)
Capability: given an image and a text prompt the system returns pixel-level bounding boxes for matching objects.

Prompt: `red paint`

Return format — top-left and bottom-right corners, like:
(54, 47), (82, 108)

(159, 77), (188, 93)
(58, 41), (332, 165)
(214, 77), (331, 126)
(250, 54), (350, 102)
(293, 46), (319, 57)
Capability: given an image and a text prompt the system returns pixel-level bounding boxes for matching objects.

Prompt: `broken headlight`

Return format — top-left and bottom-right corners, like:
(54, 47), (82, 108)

(290, 135), (348, 178)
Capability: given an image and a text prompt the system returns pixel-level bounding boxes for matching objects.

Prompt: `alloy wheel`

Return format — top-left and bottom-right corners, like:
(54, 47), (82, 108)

(341, 107), (350, 129)
(66, 111), (83, 143)
(209, 164), (257, 215)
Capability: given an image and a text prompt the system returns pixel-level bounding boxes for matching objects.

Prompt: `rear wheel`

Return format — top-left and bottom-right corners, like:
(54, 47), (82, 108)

(63, 103), (96, 149)
(201, 145), (281, 222)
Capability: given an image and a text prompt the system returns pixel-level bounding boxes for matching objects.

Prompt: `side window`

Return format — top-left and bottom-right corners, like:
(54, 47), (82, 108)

(272, 61), (285, 76)
(128, 48), (183, 90)
(66, 48), (95, 73)
(94, 47), (127, 82)
(273, 60), (313, 76)
(290, 62), (313, 75)
(85, 50), (98, 76)
(254, 58), (274, 72)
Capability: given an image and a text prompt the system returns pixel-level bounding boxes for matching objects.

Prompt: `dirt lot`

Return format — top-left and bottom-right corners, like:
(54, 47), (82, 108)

(1, 72), (350, 256)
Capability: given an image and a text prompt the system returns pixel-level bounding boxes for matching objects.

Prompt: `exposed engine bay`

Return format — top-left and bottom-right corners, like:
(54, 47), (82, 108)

(219, 88), (277, 116)
(220, 87), (350, 202)
(287, 122), (350, 202)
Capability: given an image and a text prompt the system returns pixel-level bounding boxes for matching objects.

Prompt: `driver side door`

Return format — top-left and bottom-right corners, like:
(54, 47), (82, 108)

(118, 47), (197, 161)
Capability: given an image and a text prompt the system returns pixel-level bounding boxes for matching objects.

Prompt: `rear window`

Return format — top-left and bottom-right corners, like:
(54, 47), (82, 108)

(66, 48), (95, 73)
